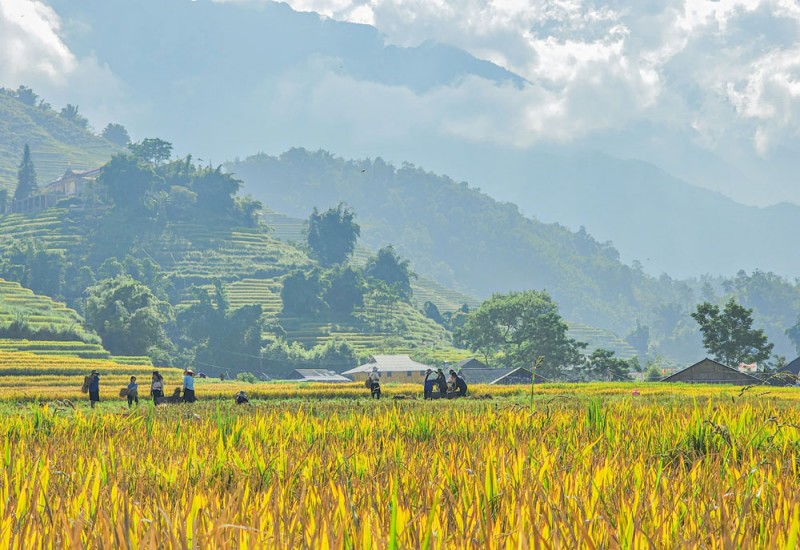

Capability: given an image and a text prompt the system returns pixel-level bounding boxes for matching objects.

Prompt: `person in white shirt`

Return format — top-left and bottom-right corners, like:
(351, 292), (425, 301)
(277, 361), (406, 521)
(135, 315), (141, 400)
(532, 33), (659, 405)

(367, 366), (381, 399)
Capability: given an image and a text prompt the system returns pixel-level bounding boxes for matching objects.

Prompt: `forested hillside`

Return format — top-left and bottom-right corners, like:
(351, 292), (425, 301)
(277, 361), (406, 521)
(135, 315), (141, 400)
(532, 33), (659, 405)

(230, 149), (800, 363)
(0, 88), (120, 191)
(230, 150), (682, 333)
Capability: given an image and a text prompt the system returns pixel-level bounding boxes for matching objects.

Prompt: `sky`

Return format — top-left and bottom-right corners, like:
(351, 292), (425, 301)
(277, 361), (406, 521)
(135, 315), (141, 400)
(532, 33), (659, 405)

(1, 0), (800, 205)
(230, 0), (800, 157)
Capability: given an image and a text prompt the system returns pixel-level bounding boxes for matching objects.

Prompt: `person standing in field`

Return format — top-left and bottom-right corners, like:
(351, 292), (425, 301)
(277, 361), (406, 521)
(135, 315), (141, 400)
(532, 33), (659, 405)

(88, 370), (100, 408)
(127, 375), (139, 407)
(151, 371), (164, 404)
(367, 366), (381, 399)
(423, 368), (435, 399)
(435, 368), (447, 398)
(183, 369), (196, 403)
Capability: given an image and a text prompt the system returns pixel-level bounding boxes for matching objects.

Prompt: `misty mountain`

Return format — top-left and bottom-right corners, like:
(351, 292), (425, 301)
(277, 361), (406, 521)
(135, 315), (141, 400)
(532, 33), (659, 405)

(450, 145), (800, 279)
(27, 0), (800, 281)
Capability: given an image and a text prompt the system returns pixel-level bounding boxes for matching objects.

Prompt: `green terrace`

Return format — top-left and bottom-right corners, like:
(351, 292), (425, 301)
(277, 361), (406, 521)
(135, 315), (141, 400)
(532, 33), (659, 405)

(148, 222), (311, 282)
(0, 279), (81, 323)
(0, 339), (152, 365)
(567, 322), (637, 359)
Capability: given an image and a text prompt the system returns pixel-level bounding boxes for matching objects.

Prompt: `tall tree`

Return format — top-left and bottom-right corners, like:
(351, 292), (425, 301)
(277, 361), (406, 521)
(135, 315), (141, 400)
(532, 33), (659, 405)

(582, 348), (633, 381)
(364, 245), (414, 301)
(84, 276), (173, 358)
(59, 104), (89, 129)
(13, 85), (38, 106)
(98, 154), (160, 212)
(177, 282), (264, 373)
(13, 145), (37, 202)
(281, 270), (327, 316)
(459, 290), (586, 378)
(691, 298), (773, 367)
(306, 203), (360, 267)
(324, 266), (365, 316)
(128, 138), (173, 166)
(101, 123), (131, 147)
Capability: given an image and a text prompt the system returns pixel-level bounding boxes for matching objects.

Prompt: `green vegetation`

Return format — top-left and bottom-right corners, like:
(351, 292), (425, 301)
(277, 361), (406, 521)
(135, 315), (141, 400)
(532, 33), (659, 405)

(231, 150), (800, 364)
(692, 298), (774, 367)
(0, 88), (119, 190)
(458, 289), (586, 379)
(13, 144), (37, 203)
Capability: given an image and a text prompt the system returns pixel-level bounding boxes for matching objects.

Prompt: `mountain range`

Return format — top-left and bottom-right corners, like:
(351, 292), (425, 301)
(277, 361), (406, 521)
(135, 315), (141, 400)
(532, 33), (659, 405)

(16, 0), (796, 280)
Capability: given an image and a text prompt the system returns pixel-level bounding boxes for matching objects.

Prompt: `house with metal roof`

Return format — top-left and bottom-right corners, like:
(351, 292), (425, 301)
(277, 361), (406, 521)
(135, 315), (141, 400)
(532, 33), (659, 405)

(459, 367), (544, 385)
(286, 369), (351, 383)
(341, 354), (433, 382)
(660, 358), (763, 385)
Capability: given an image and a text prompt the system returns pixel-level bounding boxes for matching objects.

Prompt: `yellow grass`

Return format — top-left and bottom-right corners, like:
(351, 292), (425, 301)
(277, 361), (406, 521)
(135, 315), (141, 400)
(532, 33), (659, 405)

(1, 348), (800, 545)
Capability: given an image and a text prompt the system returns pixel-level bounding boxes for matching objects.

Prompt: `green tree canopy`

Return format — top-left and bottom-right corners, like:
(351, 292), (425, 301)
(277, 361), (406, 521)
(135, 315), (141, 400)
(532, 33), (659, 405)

(324, 266), (365, 317)
(307, 203), (360, 267)
(59, 104), (89, 129)
(102, 123), (131, 147)
(582, 348), (633, 382)
(281, 270), (327, 316)
(13, 144), (37, 203)
(691, 298), (774, 367)
(98, 154), (160, 212)
(459, 290), (586, 378)
(128, 138), (173, 166)
(364, 245), (414, 302)
(84, 276), (173, 358)
(176, 282), (263, 373)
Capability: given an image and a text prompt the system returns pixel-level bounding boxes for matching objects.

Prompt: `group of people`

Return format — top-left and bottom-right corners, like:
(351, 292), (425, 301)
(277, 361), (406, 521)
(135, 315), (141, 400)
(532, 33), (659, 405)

(85, 369), (199, 407)
(424, 368), (468, 399)
(365, 366), (468, 399)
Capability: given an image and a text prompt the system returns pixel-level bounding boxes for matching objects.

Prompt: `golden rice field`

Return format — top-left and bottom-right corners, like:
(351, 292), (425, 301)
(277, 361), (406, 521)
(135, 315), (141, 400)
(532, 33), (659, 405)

(0, 378), (799, 547)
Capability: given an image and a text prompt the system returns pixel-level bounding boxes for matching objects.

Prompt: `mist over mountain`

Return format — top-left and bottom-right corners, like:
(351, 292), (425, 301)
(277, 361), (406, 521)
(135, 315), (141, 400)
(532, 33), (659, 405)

(3, 0), (800, 280)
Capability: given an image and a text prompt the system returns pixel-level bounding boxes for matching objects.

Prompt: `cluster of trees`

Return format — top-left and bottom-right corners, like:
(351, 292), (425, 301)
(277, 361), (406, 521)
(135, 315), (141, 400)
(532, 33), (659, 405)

(456, 289), (779, 381)
(457, 289), (635, 381)
(96, 138), (261, 227)
(2, 85), (130, 146)
(280, 204), (414, 324)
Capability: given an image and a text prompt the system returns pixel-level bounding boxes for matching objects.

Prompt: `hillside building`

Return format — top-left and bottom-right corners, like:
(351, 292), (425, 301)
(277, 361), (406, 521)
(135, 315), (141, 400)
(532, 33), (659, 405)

(11, 167), (102, 214)
(660, 358), (763, 385)
(341, 354), (432, 382)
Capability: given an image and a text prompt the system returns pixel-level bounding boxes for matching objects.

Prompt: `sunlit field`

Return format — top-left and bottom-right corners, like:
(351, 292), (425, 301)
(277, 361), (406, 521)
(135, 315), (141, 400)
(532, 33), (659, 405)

(0, 372), (799, 547)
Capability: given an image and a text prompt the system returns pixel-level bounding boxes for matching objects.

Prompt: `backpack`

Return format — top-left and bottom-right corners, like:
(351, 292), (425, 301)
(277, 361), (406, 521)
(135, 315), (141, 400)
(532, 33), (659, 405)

(81, 376), (91, 393)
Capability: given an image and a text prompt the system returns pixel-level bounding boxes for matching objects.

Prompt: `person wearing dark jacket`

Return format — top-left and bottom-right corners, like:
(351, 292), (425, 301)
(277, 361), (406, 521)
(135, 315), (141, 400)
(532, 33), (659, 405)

(423, 368), (435, 399)
(435, 368), (447, 398)
(88, 370), (100, 408)
(447, 370), (467, 398)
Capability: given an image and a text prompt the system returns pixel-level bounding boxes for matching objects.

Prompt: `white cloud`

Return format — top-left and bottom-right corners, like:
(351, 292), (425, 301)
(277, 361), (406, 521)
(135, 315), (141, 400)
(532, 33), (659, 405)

(0, 0), (132, 129)
(250, 0), (800, 154)
(0, 0), (76, 84)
